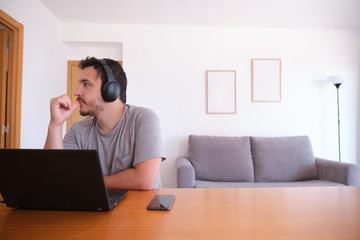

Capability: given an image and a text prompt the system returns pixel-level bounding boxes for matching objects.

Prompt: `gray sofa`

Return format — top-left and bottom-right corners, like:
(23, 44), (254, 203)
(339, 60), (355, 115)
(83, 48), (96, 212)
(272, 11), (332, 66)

(176, 135), (360, 188)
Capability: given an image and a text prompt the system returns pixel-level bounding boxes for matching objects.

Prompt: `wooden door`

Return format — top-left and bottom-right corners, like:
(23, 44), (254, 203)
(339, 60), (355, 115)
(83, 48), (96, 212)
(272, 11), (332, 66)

(0, 29), (7, 148)
(66, 60), (123, 131)
(0, 10), (24, 149)
(66, 61), (84, 131)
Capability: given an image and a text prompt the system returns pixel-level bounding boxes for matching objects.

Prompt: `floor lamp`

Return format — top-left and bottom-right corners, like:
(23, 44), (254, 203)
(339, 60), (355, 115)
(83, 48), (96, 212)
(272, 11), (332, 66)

(327, 75), (346, 162)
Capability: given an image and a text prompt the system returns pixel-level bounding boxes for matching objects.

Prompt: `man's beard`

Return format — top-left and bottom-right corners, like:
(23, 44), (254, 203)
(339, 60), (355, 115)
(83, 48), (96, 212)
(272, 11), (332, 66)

(77, 97), (104, 116)
(79, 110), (90, 116)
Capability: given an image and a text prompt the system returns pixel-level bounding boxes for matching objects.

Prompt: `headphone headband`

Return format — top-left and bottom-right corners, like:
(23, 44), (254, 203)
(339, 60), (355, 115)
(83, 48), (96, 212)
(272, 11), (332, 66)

(99, 59), (115, 83)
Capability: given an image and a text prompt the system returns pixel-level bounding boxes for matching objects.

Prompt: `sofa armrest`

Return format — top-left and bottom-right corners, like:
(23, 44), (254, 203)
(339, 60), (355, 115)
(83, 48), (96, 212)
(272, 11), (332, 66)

(315, 158), (360, 186)
(176, 156), (195, 188)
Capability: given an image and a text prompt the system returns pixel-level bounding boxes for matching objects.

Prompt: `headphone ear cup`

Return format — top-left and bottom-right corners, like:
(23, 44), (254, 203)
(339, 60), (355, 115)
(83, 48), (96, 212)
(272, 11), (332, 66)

(102, 81), (121, 102)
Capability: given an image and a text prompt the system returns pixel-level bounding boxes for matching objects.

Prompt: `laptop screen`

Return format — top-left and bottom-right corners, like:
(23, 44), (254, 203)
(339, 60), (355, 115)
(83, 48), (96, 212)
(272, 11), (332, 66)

(0, 149), (126, 211)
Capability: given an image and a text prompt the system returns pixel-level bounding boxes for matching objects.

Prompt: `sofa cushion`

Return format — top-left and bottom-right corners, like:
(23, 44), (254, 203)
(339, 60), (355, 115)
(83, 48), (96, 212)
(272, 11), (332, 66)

(250, 136), (318, 182)
(188, 135), (254, 182)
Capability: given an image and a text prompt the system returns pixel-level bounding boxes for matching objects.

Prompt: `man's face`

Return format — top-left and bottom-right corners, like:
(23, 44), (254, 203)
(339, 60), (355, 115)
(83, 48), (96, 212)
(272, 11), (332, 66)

(74, 66), (105, 117)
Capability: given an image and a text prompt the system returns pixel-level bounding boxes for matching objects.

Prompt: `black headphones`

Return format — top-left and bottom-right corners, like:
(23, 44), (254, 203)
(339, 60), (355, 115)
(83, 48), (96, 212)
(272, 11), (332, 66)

(99, 59), (121, 102)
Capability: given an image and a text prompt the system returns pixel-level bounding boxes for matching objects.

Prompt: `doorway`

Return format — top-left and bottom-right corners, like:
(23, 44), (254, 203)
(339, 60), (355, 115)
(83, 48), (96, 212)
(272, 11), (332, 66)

(0, 10), (24, 148)
(66, 60), (85, 131)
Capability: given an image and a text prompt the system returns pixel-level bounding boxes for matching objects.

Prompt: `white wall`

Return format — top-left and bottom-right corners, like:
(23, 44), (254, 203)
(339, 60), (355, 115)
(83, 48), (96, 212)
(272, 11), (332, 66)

(65, 42), (123, 61)
(2, 0), (360, 188)
(62, 24), (360, 187)
(1, 0), (68, 148)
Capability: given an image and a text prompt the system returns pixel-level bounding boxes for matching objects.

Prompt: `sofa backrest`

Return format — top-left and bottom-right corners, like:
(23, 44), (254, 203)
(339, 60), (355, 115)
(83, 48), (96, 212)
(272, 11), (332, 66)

(188, 135), (254, 182)
(250, 136), (319, 182)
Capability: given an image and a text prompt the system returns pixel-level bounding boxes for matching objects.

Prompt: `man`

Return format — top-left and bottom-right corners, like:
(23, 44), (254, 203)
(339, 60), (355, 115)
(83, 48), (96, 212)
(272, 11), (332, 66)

(44, 57), (165, 190)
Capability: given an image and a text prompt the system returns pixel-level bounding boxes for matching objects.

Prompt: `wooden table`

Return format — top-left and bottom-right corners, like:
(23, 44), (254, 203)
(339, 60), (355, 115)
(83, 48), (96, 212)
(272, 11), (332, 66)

(1, 187), (359, 240)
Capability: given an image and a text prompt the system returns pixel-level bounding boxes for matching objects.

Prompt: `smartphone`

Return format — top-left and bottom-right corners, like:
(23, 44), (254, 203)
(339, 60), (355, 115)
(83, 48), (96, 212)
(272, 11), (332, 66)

(147, 194), (175, 210)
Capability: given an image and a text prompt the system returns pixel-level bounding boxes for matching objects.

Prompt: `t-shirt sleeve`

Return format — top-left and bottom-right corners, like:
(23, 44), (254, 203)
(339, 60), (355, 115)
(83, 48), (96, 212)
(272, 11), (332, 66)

(133, 110), (166, 166)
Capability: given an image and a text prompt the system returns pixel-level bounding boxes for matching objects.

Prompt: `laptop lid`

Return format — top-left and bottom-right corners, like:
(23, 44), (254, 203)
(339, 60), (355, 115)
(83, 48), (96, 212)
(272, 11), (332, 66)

(0, 149), (127, 211)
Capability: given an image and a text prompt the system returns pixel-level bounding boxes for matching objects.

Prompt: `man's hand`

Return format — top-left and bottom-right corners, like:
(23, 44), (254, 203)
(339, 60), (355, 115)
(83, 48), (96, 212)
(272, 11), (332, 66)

(49, 94), (80, 127)
(44, 94), (80, 149)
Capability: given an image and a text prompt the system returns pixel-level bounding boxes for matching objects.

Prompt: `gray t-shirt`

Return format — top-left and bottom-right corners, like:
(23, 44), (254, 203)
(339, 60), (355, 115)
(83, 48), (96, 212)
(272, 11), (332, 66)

(63, 105), (166, 188)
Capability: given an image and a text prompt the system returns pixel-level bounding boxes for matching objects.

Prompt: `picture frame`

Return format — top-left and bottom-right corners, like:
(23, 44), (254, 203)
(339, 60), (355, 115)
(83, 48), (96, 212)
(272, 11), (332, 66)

(206, 70), (237, 114)
(251, 59), (281, 102)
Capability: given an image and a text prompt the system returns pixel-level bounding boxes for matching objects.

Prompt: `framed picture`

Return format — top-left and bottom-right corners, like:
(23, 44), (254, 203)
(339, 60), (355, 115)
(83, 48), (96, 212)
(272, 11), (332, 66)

(206, 70), (237, 114)
(251, 59), (281, 102)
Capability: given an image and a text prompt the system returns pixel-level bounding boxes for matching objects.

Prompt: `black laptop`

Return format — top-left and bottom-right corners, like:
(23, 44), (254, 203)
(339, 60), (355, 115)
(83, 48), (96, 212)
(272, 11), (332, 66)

(0, 149), (127, 211)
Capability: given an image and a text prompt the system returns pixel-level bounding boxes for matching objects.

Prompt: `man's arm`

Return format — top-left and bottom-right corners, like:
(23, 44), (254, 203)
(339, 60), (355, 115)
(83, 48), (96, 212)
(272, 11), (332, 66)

(44, 94), (80, 149)
(44, 122), (65, 149)
(104, 157), (162, 190)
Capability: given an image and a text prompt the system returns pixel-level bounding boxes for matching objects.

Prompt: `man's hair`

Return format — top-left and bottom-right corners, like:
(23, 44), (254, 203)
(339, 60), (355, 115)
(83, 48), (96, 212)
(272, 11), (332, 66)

(79, 56), (127, 103)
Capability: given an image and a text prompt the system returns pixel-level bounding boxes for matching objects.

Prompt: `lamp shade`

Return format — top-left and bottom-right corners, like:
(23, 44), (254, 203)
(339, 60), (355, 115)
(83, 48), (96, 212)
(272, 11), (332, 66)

(327, 75), (346, 85)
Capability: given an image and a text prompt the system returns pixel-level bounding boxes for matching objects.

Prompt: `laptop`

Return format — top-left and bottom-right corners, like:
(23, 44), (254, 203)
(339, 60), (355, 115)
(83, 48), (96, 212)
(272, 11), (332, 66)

(0, 149), (128, 211)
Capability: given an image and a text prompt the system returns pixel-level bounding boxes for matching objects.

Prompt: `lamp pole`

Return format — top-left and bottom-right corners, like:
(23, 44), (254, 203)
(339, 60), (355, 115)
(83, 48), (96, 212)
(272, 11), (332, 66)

(334, 83), (341, 162)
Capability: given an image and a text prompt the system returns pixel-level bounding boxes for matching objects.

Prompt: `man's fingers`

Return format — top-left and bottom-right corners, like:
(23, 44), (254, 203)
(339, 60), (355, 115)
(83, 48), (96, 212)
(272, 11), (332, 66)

(52, 94), (73, 110)
(59, 95), (72, 109)
(49, 94), (80, 127)
(70, 101), (81, 110)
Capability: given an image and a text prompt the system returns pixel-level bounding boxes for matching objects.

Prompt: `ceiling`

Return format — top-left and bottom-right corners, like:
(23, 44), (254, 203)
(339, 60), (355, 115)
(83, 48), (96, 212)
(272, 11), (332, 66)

(40, 0), (360, 30)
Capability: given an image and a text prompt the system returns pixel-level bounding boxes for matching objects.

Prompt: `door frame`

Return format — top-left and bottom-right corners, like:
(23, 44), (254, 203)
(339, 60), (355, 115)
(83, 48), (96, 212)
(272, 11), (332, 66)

(0, 10), (24, 148)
